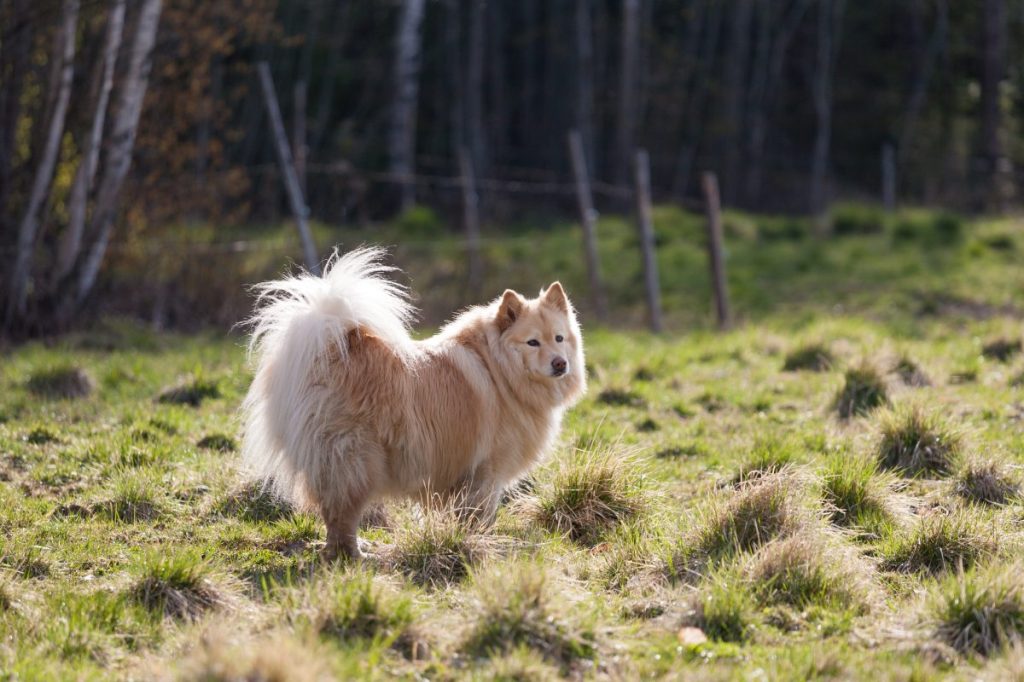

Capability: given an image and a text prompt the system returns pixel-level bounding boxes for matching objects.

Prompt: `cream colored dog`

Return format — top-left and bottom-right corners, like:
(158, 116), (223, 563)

(241, 248), (586, 558)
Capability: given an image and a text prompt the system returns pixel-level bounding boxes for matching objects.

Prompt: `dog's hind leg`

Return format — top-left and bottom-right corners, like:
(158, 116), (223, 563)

(323, 494), (369, 560)
(316, 436), (380, 561)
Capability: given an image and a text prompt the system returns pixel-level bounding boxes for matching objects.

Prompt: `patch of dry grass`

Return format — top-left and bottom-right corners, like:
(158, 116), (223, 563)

(954, 459), (1022, 505)
(130, 550), (230, 620)
(932, 561), (1024, 657)
(384, 503), (493, 587)
(875, 404), (964, 477)
(880, 511), (999, 575)
(834, 362), (889, 419)
(26, 366), (95, 399)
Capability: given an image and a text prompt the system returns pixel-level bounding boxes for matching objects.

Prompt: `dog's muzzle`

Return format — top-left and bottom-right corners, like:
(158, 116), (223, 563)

(551, 357), (568, 377)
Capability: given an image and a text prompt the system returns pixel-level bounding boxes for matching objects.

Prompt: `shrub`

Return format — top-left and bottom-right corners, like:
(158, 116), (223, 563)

(834, 363), (889, 419)
(462, 562), (595, 665)
(875, 405), (963, 477)
(394, 205), (444, 238)
(529, 445), (645, 545)
(26, 366), (94, 399)
(130, 550), (227, 620)
(954, 460), (1021, 506)
(880, 512), (997, 574)
(783, 343), (835, 372)
(932, 562), (1024, 656)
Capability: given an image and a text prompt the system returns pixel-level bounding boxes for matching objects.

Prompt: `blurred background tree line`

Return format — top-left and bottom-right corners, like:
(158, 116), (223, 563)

(1, 0), (1022, 334)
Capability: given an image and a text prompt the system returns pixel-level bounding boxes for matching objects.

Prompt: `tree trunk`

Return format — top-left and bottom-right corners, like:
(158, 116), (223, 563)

(809, 0), (845, 221)
(7, 0), (79, 323)
(389, 0), (426, 211)
(722, 0), (754, 205)
(0, 0), (33, 235)
(311, 2), (348, 151)
(575, 0), (595, 174)
(445, 0), (465, 161)
(72, 0), (163, 311)
(615, 0), (641, 187)
(466, 0), (486, 179)
(55, 0), (126, 288)
(978, 0), (1009, 209)
(898, 0), (947, 165)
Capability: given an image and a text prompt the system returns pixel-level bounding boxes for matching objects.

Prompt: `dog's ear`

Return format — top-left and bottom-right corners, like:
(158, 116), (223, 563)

(542, 281), (569, 312)
(497, 289), (525, 332)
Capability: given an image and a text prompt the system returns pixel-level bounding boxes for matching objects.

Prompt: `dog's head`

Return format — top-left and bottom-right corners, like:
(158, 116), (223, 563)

(494, 282), (585, 402)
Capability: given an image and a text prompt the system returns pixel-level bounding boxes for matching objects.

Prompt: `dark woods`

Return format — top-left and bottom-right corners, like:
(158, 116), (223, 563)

(0, 0), (1020, 334)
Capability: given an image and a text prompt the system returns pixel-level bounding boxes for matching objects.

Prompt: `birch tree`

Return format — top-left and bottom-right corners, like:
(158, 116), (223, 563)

(6, 0), (79, 322)
(54, 0), (126, 288)
(71, 0), (163, 311)
(388, 0), (426, 210)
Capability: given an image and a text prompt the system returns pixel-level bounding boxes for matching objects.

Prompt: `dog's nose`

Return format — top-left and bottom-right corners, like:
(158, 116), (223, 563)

(551, 357), (567, 376)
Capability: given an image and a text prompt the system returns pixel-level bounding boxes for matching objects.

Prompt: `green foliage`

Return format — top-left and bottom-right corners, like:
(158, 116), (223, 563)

(130, 550), (226, 619)
(820, 451), (901, 532)
(692, 571), (754, 642)
(394, 206), (444, 238)
(783, 343), (835, 372)
(314, 573), (413, 642)
(733, 437), (800, 484)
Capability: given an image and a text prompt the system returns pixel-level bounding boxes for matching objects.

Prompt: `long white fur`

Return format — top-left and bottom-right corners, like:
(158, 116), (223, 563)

(240, 247), (414, 506)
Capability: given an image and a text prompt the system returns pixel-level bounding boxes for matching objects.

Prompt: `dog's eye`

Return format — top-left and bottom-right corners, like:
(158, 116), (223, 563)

(555, 335), (564, 343)
(527, 339), (540, 347)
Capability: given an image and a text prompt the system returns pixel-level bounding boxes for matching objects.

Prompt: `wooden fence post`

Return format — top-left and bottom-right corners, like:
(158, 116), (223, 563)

(881, 142), (895, 212)
(458, 145), (483, 291)
(257, 62), (320, 276)
(634, 149), (663, 333)
(701, 172), (732, 330)
(568, 130), (607, 320)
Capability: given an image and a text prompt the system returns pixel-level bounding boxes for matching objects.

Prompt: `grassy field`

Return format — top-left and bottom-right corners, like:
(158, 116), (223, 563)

(2, 208), (1024, 679)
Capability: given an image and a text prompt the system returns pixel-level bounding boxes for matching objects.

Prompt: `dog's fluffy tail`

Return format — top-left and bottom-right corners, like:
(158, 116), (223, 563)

(239, 247), (414, 505)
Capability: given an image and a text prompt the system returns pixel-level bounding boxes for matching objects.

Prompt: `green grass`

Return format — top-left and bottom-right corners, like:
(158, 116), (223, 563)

(1, 208), (1023, 678)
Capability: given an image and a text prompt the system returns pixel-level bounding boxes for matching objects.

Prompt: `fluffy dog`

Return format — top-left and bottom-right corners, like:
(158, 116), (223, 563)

(240, 248), (586, 558)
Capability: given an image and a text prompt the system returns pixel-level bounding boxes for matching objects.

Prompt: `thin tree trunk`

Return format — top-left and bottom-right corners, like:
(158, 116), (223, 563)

(293, 80), (307, 196)
(979, 0), (1008, 209)
(0, 0), (33, 233)
(311, 1), (347, 151)
(722, 0), (754, 205)
(55, 0), (126, 287)
(389, 0), (426, 211)
(72, 0), (162, 310)
(575, 0), (595, 174)
(466, 0), (486, 179)
(615, 0), (640, 187)
(7, 0), (79, 322)
(898, 0), (947, 164)
(445, 0), (464, 162)
(809, 0), (845, 221)
(487, 1), (507, 164)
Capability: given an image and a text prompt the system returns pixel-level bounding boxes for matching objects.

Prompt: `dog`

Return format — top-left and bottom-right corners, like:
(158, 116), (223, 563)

(240, 247), (586, 558)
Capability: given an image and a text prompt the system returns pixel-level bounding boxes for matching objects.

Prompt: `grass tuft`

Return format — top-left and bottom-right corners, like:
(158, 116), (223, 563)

(932, 561), (1024, 657)
(982, 337), (1022, 362)
(733, 437), (800, 485)
(313, 573), (414, 642)
(130, 550), (226, 620)
(98, 473), (162, 522)
(462, 562), (595, 665)
(783, 343), (835, 372)
(528, 444), (645, 545)
(880, 511), (998, 574)
(819, 451), (905, 532)
(834, 362), (889, 418)
(688, 571), (754, 642)
(157, 375), (220, 406)
(747, 534), (876, 612)
(26, 366), (94, 399)
(892, 355), (931, 387)
(674, 471), (812, 573)
(385, 503), (488, 587)
(954, 459), (1021, 505)
(596, 387), (646, 408)
(172, 631), (331, 681)
(214, 482), (293, 523)
(875, 404), (964, 477)
(196, 433), (237, 452)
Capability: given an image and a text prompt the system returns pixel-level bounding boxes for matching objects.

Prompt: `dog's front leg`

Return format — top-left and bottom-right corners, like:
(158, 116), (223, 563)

(459, 465), (501, 528)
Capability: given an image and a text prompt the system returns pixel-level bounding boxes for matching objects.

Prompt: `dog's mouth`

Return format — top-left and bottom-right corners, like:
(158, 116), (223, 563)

(550, 367), (568, 378)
